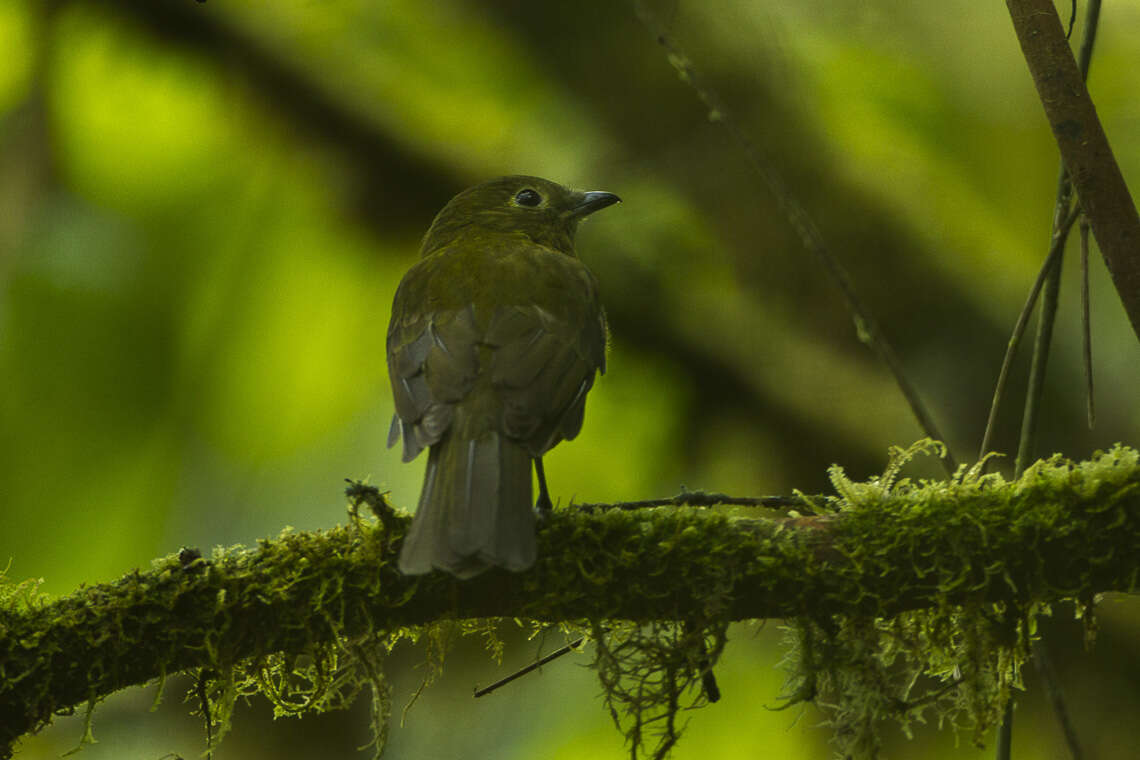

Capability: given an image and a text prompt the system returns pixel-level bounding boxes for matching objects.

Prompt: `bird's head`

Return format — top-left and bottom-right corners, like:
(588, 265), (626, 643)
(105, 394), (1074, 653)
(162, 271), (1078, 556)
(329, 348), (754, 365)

(420, 175), (620, 257)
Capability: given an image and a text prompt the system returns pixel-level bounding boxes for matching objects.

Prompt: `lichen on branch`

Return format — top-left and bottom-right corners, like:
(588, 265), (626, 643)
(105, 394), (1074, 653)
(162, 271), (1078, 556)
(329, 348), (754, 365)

(1, 444), (1138, 758)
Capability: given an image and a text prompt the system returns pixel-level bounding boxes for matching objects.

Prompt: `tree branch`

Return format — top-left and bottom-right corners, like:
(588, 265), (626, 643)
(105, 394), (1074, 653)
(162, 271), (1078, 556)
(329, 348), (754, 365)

(78, 0), (458, 225)
(2, 447), (1139, 753)
(1006, 0), (1140, 342)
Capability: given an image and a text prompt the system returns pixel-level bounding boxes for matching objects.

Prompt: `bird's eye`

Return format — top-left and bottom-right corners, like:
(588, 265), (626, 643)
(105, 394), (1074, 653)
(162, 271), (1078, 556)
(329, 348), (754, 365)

(514, 189), (543, 207)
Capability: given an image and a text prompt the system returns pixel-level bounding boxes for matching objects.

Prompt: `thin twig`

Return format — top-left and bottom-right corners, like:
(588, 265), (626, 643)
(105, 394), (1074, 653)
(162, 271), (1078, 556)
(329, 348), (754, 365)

(1074, 0), (1102, 77)
(197, 669), (214, 760)
(1013, 187), (1067, 478)
(573, 490), (830, 514)
(1072, 0), (1103, 439)
(995, 694), (1014, 760)
(631, 0), (956, 476)
(1032, 638), (1084, 759)
(997, 3), (1102, 757)
(474, 636), (589, 698)
(683, 620), (721, 704)
(1080, 216), (1095, 428)
(900, 677), (962, 711)
(977, 204), (1079, 462)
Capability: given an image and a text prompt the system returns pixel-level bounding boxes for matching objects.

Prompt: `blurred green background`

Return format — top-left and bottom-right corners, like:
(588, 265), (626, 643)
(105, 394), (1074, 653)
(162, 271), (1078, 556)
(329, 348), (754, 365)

(3, 0), (1140, 757)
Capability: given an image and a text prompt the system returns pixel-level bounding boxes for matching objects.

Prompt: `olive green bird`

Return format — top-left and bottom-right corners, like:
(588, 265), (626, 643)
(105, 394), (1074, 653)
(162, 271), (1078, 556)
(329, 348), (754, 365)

(387, 176), (619, 578)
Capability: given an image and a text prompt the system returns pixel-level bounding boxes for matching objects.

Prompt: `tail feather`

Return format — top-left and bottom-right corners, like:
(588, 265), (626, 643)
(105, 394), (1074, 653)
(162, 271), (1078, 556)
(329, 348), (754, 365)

(398, 426), (535, 578)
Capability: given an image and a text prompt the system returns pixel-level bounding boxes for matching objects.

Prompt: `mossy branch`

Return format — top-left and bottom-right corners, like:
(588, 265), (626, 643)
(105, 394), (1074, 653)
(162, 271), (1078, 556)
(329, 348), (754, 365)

(2, 446), (1140, 754)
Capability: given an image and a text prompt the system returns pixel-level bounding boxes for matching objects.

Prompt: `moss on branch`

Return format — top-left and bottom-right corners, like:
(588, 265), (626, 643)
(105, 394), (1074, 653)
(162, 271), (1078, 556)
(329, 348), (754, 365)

(2, 445), (1139, 756)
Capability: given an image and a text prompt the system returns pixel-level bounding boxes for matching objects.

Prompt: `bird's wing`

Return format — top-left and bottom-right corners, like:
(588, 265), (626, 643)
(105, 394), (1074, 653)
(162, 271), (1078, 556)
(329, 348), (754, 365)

(387, 299), (481, 463)
(388, 240), (606, 460)
(486, 299), (606, 456)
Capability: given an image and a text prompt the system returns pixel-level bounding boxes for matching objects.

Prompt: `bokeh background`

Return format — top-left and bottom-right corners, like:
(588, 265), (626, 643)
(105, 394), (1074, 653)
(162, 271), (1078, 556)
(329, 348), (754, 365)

(3, 0), (1140, 757)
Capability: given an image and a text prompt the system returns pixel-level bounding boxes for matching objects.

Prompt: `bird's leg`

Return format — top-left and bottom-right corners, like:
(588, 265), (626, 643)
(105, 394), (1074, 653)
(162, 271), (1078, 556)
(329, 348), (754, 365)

(533, 457), (554, 519)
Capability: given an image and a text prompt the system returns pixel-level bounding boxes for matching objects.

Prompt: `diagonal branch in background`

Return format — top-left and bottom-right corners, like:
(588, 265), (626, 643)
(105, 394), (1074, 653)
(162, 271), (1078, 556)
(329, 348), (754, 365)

(1006, 0), (1140, 343)
(3, 447), (1140, 754)
(632, 1), (957, 475)
(78, 0), (458, 224)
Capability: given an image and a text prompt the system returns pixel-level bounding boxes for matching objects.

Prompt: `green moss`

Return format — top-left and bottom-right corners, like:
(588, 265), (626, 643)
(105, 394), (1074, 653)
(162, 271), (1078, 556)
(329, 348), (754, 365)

(776, 442), (1138, 758)
(2, 445), (1138, 759)
(593, 618), (727, 760)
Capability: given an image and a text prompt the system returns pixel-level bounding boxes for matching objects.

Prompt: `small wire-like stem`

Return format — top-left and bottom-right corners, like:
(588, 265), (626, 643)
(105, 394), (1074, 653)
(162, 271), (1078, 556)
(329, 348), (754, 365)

(900, 677), (962, 711)
(682, 621), (721, 704)
(1032, 638), (1084, 759)
(1074, 0), (1103, 77)
(1080, 216), (1095, 428)
(632, 0), (956, 475)
(995, 699), (1014, 760)
(1014, 207), (1066, 477)
(573, 491), (831, 514)
(977, 204), (1079, 462)
(1039, 11), (1100, 760)
(473, 636), (588, 698)
(998, 3), (1101, 757)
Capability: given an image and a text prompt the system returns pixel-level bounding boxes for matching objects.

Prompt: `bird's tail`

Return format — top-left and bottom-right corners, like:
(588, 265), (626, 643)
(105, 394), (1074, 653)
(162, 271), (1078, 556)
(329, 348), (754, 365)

(397, 419), (535, 578)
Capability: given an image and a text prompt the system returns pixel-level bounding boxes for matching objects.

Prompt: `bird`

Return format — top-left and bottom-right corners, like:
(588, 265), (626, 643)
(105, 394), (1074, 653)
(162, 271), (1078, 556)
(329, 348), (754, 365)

(386, 175), (620, 578)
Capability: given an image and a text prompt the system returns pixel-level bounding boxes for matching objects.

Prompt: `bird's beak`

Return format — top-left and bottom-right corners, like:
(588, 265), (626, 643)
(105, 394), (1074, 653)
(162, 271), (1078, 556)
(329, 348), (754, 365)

(569, 190), (621, 218)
